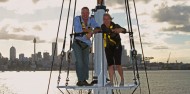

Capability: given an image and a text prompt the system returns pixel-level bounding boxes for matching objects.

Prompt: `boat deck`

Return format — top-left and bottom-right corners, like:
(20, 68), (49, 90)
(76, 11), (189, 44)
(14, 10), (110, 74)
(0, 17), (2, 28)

(57, 83), (137, 90)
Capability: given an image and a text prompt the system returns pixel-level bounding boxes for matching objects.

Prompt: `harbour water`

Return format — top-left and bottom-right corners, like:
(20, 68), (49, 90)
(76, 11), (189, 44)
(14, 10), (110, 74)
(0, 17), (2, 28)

(0, 70), (190, 94)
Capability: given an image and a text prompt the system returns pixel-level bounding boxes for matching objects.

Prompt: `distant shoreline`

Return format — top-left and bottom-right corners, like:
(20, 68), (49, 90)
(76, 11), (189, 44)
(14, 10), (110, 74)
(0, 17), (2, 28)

(1, 69), (190, 72)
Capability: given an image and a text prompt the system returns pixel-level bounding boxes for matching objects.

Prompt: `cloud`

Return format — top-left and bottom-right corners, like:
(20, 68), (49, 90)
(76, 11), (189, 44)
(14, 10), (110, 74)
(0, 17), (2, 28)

(153, 5), (190, 24)
(105, 0), (152, 8)
(50, 38), (64, 43)
(153, 5), (190, 32)
(0, 33), (46, 43)
(32, 0), (40, 4)
(153, 46), (169, 49)
(0, 7), (68, 22)
(0, 0), (63, 14)
(35, 37), (46, 43)
(0, 24), (10, 33)
(163, 25), (190, 32)
(0, 0), (8, 3)
(0, 22), (43, 33)
(32, 25), (42, 31)
(141, 41), (154, 46)
(0, 25), (45, 42)
(12, 27), (25, 32)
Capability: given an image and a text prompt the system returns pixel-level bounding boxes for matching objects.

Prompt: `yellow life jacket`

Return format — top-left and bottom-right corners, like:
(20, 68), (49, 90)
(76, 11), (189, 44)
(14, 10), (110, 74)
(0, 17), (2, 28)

(79, 16), (92, 33)
(104, 25), (117, 47)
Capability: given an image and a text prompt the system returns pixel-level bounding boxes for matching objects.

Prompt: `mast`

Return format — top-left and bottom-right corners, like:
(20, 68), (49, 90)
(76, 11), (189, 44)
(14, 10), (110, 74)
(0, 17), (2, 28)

(94, 0), (112, 93)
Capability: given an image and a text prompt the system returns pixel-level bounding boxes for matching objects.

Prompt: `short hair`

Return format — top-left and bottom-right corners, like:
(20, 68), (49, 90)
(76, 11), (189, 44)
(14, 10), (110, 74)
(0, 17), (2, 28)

(81, 7), (89, 12)
(103, 13), (113, 20)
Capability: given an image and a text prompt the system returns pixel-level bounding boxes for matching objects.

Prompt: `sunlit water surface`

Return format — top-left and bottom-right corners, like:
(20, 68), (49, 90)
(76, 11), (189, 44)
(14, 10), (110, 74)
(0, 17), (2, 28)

(0, 70), (190, 94)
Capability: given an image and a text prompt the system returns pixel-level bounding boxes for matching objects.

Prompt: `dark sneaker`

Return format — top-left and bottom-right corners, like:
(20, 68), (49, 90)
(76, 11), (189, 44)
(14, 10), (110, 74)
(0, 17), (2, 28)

(83, 80), (92, 86)
(90, 80), (98, 85)
(76, 81), (84, 86)
(120, 80), (124, 86)
(105, 82), (113, 87)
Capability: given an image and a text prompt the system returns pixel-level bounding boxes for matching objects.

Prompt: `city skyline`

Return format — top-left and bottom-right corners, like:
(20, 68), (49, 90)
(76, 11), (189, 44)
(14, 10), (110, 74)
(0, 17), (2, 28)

(0, 42), (59, 61)
(0, 0), (190, 63)
(0, 43), (57, 61)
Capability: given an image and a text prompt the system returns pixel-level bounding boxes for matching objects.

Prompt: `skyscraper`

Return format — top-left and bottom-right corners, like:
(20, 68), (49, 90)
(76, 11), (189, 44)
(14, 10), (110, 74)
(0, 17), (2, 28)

(43, 52), (50, 60)
(0, 52), (2, 58)
(37, 52), (42, 59)
(52, 42), (57, 56)
(10, 46), (16, 61)
(19, 54), (24, 61)
(121, 45), (129, 66)
(137, 54), (142, 64)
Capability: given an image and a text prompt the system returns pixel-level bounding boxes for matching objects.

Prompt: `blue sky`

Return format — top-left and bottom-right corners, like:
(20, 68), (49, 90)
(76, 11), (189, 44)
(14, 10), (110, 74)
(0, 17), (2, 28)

(0, 0), (190, 63)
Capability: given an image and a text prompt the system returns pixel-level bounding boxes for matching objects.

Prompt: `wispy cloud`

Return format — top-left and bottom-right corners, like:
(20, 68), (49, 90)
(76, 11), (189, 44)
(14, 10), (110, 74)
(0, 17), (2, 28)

(50, 38), (64, 43)
(0, 7), (67, 22)
(12, 27), (25, 32)
(0, 33), (46, 43)
(0, 0), (63, 14)
(32, 0), (39, 4)
(153, 46), (169, 49)
(32, 25), (42, 31)
(106, 0), (152, 8)
(0, 0), (8, 3)
(0, 24), (45, 42)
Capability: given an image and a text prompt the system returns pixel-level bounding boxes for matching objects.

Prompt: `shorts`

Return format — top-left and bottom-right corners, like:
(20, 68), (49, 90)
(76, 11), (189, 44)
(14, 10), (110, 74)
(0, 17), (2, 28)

(105, 44), (122, 66)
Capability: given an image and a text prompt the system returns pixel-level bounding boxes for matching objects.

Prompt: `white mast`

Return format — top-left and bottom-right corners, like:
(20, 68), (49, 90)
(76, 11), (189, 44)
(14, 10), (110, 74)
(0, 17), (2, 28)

(94, 1), (112, 93)
(94, 1), (106, 85)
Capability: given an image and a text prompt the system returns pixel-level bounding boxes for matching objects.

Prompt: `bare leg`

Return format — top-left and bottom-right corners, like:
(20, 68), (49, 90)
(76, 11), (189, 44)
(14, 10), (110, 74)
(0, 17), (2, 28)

(117, 65), (124, 81)
(108, 65), (114, 83)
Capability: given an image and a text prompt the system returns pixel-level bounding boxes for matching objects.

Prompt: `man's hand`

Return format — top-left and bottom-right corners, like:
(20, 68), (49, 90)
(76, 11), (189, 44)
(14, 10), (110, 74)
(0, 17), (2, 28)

(83, 28), (92, 33)
(93, 27), (101, 34)
(112, 28), (124, 33)
(86, 32), (92, 40)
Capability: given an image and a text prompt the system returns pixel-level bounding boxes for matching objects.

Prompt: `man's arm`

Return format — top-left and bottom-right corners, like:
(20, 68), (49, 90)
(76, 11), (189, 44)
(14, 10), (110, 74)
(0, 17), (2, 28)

(90, 18), (101, 33)
(74, 16), (83, 33)
(74, 16), (92, 40)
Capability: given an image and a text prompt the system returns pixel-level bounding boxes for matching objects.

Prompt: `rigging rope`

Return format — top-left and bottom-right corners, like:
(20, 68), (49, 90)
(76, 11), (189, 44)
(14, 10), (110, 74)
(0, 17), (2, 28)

(124, 0), (137, 84)
(59, 0), (77, 93)
(124, 0), (142, 94)
(47, 0), (65, 93)
(132, 0), (151, 93)
(57, 0), (72, 87)
(64, 0), (74, 86)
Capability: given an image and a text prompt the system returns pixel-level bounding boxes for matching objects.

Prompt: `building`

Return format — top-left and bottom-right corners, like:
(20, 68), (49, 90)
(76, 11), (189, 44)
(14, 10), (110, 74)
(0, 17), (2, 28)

(43, 52), (50, 60)
(0, 52), (7, 65)
(19, 54), (24, 61)
(137, 54), (142, 64)
(121, 45), (129, 66)
(10, 46), (16, 61)
(37, 52), (42, 59)
(0, 52), (2, 58)
(31, 54), (37, 61)
(52, 42), (57, 56)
